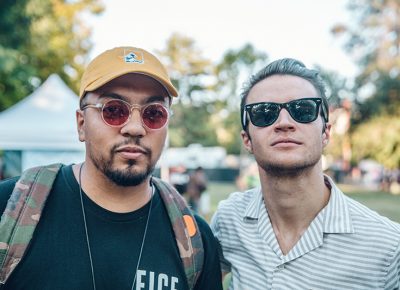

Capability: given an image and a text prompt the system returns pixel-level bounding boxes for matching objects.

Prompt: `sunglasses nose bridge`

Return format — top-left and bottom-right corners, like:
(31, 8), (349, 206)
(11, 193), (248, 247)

(126, 104), (144, 124)
(127, 104), (145, 120)
(128, 104), (142, 113)
(275, 103), (294, 123)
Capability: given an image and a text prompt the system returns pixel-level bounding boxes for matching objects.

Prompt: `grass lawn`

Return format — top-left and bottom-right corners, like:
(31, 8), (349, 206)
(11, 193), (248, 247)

(339, 184), (400, 222)
(207, 181), (400, 223)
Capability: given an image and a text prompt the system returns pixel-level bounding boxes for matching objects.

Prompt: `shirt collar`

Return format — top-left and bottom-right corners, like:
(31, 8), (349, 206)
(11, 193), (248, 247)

(322, 175), (354, 234)
(243, 187), (263, 223)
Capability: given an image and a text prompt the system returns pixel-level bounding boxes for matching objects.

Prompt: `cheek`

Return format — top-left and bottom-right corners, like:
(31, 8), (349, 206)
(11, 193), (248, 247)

(149, 130), (167, 158)
(155, 130), (168, 148)
(84, 123), (113, 151)
(250, 129), (269, 148)
(312, 129), (325, 150)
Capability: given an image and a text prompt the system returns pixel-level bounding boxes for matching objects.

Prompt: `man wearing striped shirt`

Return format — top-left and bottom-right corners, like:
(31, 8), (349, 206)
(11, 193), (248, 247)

(211, 58), (400, 289)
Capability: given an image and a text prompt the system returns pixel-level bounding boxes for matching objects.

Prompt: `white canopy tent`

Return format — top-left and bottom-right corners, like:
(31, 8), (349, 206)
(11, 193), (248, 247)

(0, 74), (85, 177)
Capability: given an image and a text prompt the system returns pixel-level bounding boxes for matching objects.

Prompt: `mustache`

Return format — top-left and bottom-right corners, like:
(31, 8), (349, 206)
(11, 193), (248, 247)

(111, 137), (151, 155)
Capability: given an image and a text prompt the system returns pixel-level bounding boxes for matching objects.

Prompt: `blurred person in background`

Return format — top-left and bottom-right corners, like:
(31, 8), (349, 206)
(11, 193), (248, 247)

(169, 164), (189, 195)
(187, 166), (208, 213)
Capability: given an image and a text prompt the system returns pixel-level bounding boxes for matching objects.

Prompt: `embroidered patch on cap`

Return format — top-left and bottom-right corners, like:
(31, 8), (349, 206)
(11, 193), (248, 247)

(123, 49), (144, 64)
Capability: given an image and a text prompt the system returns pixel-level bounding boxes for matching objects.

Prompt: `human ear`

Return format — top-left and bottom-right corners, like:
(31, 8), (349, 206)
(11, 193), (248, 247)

(76, 110), (86, 142)
(322, 123), (331, 147)
(241, 130), (253, 154)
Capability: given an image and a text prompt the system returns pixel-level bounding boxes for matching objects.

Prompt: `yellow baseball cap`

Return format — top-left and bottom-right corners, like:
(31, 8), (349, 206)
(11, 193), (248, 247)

(79, 46), (178, 98)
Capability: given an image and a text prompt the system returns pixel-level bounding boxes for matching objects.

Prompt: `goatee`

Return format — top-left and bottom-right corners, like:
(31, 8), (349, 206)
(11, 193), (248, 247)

(90, 138), (154, 187)
(102, 160), (154, 186)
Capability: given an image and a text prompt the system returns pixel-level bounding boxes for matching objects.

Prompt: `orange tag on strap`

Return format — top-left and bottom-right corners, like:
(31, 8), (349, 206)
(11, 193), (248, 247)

(183, 215), (197, 237)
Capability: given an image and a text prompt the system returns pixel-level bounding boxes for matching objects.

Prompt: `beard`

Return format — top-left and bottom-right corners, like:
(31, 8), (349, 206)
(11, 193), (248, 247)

(89, 138), (154, 187)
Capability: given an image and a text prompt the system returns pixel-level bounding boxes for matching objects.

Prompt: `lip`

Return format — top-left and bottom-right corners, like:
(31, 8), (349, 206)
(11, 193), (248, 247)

(271, 138), (302, 147)
(115, 145), (147, 159)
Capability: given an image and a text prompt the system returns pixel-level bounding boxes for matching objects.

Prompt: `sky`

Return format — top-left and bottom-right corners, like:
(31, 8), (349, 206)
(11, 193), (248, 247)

(88, 0), (357, 79)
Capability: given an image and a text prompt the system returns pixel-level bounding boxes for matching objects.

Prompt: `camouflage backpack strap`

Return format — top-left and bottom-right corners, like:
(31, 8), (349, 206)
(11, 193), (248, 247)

(0, 163), (62, 284)
(152, 177), (204, 290)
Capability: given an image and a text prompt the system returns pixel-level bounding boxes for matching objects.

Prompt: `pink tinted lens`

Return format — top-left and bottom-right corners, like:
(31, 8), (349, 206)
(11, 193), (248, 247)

(142, 104), (169, 129)
(102, 100), (130, 126)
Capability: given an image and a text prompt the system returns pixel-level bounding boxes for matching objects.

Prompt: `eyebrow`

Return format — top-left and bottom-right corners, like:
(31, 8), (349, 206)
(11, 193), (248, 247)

(98, 93), (168, 104)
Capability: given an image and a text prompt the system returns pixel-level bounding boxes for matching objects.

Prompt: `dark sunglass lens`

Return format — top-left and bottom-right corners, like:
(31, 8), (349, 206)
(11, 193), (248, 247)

(289, 99), (318, 123)
(102, 100), (130, 126)
(249, 103), (279, 127)
(142, 104), (168, 129)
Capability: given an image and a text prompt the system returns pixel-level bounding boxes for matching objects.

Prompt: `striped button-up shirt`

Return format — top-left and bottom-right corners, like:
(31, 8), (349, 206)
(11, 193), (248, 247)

(211, 176), (400, 289)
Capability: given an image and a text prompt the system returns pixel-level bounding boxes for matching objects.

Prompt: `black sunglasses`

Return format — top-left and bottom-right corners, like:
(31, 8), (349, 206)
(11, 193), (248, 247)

(243, 98), (328, 128)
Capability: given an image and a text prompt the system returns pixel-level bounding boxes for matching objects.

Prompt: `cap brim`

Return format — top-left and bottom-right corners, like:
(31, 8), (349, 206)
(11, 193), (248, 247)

(82, 69), (178, 98)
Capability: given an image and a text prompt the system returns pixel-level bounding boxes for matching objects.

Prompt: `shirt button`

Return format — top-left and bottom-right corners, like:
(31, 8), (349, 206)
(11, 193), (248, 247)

(277, 264), (285, 270)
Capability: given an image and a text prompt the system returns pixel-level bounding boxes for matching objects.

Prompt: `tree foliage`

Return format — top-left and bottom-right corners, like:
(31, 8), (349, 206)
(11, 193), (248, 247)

(332, 0), (400, 121)
(214, 43), (267, 108)
(212, 44), (267, 154)
(351, 111), (400, 169)
(159, 37), (267, 152)
(158, 33), (217, 147)
(330, 0), (400, 168)
(168, 102), (218, 147)
(158, 33), (214, 105)
(332, 0), (400, 77)
(0, 0), (35, 110)
(315, 65), (353, 108)
(353, 73), (400, 123)
(0, 0), (103, 112)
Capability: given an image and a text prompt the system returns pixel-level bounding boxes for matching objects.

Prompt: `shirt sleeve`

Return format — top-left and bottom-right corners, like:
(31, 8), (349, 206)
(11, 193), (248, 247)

(210, 210), (232, 274)
(193, 215), (223, 290)
(385, 238), (400, 289)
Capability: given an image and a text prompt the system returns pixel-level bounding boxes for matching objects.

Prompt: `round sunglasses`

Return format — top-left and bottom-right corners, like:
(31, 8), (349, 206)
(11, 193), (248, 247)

(81, 99), (171, 130)
(243, 98), (327, 128)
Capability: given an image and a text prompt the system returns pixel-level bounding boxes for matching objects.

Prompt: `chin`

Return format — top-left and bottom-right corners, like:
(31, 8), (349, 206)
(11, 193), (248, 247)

(91, 152), (155, 186)
(260, 159), (320, 177)
(105, 165), (154, 187)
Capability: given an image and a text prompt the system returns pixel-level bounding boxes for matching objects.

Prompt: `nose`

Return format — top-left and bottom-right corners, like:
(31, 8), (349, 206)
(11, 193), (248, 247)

(119, 108), (146, 137)
(273, 108), (295, 132)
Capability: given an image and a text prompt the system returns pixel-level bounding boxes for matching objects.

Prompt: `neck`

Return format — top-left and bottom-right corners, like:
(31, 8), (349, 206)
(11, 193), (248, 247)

(259, 166), (330, 255)
(73, 163), (153, 213)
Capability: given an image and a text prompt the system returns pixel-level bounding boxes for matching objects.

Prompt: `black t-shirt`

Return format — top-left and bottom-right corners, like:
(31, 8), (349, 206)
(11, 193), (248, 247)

(0, 165), (222, 290)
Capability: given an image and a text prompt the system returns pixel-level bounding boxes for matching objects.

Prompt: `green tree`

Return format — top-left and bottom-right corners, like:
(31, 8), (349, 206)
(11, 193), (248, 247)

(353, 73), (400, 123)
(331, 0), (400, 169)
(351, 111), (400, 169)
(0, 0), (103, 112)
(158, 33), (214, 105)
(158, 33), (218, 147)
(213, 44), (267, 154)
(0, 0), (35, 110)
(315, 65), (353, 108)
(214, 43), (267, 108)
(211, 100), (243, 154)
(317, 66), (355, 163)
(332, 0), (400, 122)
(159, 36), (267, 152)
(168, 102), (218, 147)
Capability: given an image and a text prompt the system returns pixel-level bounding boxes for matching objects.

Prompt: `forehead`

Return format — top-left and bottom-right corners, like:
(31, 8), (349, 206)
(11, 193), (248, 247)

(88, 73), (169, 103)
(247, 74), (318, 104)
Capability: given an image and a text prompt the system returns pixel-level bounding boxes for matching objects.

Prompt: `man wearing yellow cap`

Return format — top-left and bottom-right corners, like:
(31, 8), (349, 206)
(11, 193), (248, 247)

(0, 47), (222, 290)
